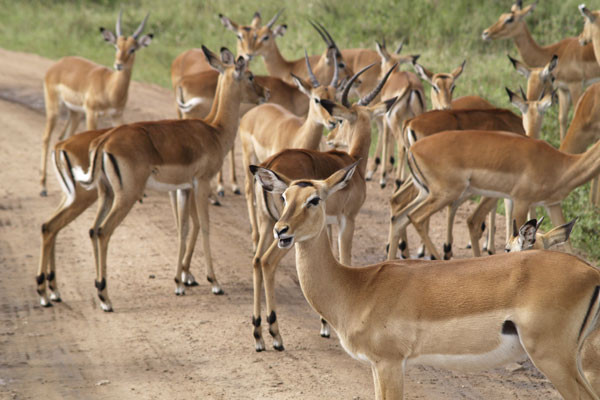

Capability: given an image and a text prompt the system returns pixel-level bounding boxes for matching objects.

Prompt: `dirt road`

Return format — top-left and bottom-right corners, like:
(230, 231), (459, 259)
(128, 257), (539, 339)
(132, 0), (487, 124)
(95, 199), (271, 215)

(0, 48), (563, 399)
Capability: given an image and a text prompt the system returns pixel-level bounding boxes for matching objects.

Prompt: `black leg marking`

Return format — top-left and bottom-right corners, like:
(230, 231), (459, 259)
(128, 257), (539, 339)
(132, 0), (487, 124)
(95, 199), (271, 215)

(390, 156), (395, 165)
(443, 243), (452, 260)
(374, 157), (381, 165)
(266, 310), (277, 324)
(253, 331), (262, 340)
(399, 241), (407, 251)
(95, 278), (106, 292)
(36, 273), (45, 285)
(98, 294), (105, 302)
(579, 286), (600, 340)
(206, 276), (214, 284)
(502, 320), (518, 335)
(89, 228), (95, 238)
(252, 316), (261, 327)
(47, 271), (55, 282)
(106, 152), (122, 187)
(385, 243), (389, 254)
(417, 248), (425, 258)
(481, 221), (486, 232)
(395, 179), (402, 190)
(41, 224), (48, 234)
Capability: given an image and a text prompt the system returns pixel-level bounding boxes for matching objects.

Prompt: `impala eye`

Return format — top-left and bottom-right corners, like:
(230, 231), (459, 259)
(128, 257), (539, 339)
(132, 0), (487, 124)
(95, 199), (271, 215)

(308, 197), (321, 207)
(314, 98), (320, 104)
(262, 35), (270, 41)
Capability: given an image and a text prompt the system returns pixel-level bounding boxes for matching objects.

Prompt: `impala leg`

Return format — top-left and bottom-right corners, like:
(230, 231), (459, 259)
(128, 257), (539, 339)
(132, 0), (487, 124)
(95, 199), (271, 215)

(194, 180), (223, 295)
(261, 240), (290, 351)
(182, 189), (200, 286)
(85, 110), (98, 131)
(397, 145), (407, 187)
(245, 172), (260, 252)
(546, 203), (573, 253)
(374, 361), (405, 400)
(443, 203), (460, 260)
(338, 216), (355, 265)
(408, 195), (455, 261)
(37, 187), (98, 306)
(466, 197), (497, 257)
(388, 182), (424, 260)
(379, 121), (391, 188)
(366, 118), (384, 181)
(229, 146), (240, 195)
(174, 189), (191, 295)
(216, 168), (225, 197)
(59, 110), (83, 140)
(484, 205), (496, 255)
(504, 198), (514, 245)
(251, 212), (275, 352)
(372, 365), (383, 400)
(40, 114), (58, 197)
(557, 88), (573, 143)
(89, 182), (115, 312)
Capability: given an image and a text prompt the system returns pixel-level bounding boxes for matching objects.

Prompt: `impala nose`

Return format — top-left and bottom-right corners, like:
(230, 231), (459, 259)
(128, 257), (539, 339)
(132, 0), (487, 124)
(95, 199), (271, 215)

(482, 30), (490, 41)
(274, 226), (289, 238)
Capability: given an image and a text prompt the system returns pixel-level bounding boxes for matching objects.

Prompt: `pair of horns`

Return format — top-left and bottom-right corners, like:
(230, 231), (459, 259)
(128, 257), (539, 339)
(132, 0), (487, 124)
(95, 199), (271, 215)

(115, 10), (149, 39)
(309, 19), (341, 55)
(304, 49), (339, 88)
(340, 62), (396, 108)
(377, 37), (404, 55)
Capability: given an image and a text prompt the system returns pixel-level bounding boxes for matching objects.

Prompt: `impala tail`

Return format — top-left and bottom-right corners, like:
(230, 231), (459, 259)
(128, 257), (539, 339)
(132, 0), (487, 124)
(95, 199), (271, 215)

(176, 86), (205, 114)
(72, 137), (108, 190)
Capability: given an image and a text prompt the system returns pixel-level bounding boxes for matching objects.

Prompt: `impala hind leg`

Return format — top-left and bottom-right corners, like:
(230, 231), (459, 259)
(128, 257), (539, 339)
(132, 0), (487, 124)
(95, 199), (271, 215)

(373, 361), (405, 400)
(194, 181), (223, 295)
(174, 189), (192, 295)
(37, 187), (97, 306)
(466, 197), (497, 257)
(366, 118), (384, 181)
(408, 195), (456, 261)
(229, 146), (240, 195)
(40, 117), (58, 197)
(483, 206), (496, 255)
(59, 110), (83, 140)
(379, 121), (393, 188)
(181, 189), (200, 287)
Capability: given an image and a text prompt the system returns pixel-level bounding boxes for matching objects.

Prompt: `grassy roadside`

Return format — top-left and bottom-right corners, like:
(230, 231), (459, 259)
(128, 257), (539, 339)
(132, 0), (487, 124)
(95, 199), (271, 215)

(0, 0), (598, 259)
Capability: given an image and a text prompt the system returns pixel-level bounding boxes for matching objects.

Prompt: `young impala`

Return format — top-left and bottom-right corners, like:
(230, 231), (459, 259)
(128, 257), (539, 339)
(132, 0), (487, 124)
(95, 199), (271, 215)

(72, 46), (267, 311)
(40, 11), (153, 196)
(248, 65), (397, 351)
(253, 163), (600, 400)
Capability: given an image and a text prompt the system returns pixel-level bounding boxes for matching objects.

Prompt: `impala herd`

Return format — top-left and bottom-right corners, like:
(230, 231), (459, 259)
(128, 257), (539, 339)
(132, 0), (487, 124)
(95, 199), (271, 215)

(33, 2), (600, 399)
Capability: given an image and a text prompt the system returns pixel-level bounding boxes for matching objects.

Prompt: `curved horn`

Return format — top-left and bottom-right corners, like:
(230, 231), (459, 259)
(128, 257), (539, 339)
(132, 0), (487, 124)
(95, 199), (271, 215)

(341, 63), (376, 108)
(309, 19), (330, 46)
(358, 63), (397, 106)
(519, 85), (528, 102)
(266, 9), (284, 29)
(304, 50), (320, 88)
(538, 86), (547, 101)
(330, 50), (340, 88)
(132, 12), (150, 39)
(116, 10), (123, 37)
(515, 0), (523, 9)
(395, 40), (404, 54)
(316, 20), (340, 51)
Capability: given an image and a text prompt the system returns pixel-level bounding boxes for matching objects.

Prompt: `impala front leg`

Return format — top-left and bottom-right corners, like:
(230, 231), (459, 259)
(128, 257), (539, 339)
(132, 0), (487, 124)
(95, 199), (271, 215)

(174, 188), (191, 295)
(261, 240), (290, 351)
(194, 180), (223, 295)
(229, 146), (240, 195)
(366, 118), (384, 181)
(374, 361), (405, 400)
(181, 189), (200, 286)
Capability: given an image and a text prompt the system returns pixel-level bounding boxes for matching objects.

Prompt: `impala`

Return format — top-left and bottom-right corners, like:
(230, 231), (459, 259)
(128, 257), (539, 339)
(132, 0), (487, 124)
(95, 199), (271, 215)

(482, 0), (600, 140)
(248, 66), (396, 351)
(508, 54), (557, 104)
(220, 11), (354, 88)
(40, 11), (153, 197)
(240, 53), (343, 251)
(253, 163), (600, 400)
(412, 60), (466, 110)
(373, 40), (425, 190)
(72, 46), (267, 311)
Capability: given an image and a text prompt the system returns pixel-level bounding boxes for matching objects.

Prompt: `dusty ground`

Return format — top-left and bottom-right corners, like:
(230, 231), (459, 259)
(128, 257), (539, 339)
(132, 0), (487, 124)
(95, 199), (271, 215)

(0, 47), (566, 399)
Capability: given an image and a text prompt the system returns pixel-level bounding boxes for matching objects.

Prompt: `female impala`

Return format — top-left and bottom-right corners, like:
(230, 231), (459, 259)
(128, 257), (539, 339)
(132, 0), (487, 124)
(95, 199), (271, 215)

(73, 46), (267, 311)
(40, 11), (153, 197)
(248, 66), (397, 351)
(253, 163), (600, 400)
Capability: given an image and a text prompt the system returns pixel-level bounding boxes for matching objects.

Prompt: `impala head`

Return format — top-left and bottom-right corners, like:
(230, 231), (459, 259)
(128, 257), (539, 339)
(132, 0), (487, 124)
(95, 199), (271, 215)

(506, 86), (555, 136)
(508, 54), (557, 100)
(579, 4), (600, 45)
(413, 60), (466, 110)
(251, 162), (358, 249)
(482, 0), (537, 40)
(290, 51), (344, 129)
(375, 39), (420, 76)
(323, 64), (400, 147)
(220, 10), (287, 61)
(99, 11), (153, 71)
(202, 46), (269, 104)
(505, 217), (576, 252)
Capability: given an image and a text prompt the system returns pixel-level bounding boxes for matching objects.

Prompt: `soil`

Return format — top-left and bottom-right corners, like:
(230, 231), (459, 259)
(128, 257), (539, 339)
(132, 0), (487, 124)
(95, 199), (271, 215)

(0, 47), (564, 399)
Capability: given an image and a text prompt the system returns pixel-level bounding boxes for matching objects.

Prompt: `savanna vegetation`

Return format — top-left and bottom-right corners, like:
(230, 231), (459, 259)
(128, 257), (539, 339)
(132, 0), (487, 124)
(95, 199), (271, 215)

(0, 0), (598, 259)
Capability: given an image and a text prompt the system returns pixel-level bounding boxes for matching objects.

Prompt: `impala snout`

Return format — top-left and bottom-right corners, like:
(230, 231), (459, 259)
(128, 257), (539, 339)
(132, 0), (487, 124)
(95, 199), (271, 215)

(482, 30), (491, 41)
(114, 63), (124, 71)
(274, 225), (294, 249)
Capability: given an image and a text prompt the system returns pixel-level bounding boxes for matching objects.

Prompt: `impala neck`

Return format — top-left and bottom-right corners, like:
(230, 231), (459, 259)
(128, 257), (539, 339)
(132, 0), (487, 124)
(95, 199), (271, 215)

(294, 229), (355, 330)
(511, 23), (552, 67)
(347, 116), (372, 177)
(109, 61), (134, 108)
(561, 139), (600, 190)
(210, 74), (242, 158)
(261, 44), (293, 81)
(295, 114), (325, 150)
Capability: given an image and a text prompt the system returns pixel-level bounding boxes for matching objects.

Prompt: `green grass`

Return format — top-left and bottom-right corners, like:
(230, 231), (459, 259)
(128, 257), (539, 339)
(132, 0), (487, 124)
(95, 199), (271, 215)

(0, 0), (598, 259)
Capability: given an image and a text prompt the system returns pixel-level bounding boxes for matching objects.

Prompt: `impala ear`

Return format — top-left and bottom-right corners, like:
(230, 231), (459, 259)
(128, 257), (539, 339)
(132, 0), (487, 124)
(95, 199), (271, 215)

(202, 45), (225, 73)
(250, 165), (290, 194)
(506, 87), (528, 115)
(219, 14), (239, 32)
(220, 47), (236, 65)
(507, 55), (531, 78)
(136, 33), (153, 48)
(512, 219), (519, 238)
(322, 160), (359, 198)
(320, 99), (356, 123)
(519, 219), (539, 247)
(100, 27), (117, 45)
(234, 56), (248, 79)
(272, 24), (287, 37)
(452, 60), (466, 80)
(291, 74), (313, 97)
(579, 4), (596, 22)
(541, 218), (576, 248)
(413, 63), (434, 84)
(375, 41), (390, 61)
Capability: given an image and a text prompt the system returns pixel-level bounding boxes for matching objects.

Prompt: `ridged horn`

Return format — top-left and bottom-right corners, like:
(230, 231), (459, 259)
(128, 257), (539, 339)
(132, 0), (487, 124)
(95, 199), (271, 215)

(266, 9), (284, 29)
(116, 10), (123, 37)
(132, 12), (150, 39)
(341, 63), (376, 108)
(304, 50), (320, 88)
(358, 63), (397, 106)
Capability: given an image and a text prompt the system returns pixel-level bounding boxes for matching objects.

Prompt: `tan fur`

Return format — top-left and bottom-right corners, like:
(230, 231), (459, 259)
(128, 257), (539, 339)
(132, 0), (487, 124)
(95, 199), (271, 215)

(77, 48), (267, 311)
(482, 1), (600, 140)
(263, 166), (600, 400)
(413, 60), (466, 110)
(508, 54), (557, 106)
(40, 13), (153, 196)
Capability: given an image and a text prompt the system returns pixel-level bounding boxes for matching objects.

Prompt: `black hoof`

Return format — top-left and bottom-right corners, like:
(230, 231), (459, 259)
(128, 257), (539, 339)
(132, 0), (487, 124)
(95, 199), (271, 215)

(482, 245), (488, 252)
(217, 190), (225, 197)
(255, 347), (265, 352)
(103, 308), (114, 313)
(52, 297), (62, 303)
(42, 302), (53, 308)
(211, 200), (222, 207)
(175, 292), (185, 296)
(365, 176), (372, 182)
(380, 183), (386, 189)
(395, 179), (402, 190)
(273, 344), (285, 351)
(213, 289), (225, 295)
(466, 243), (472, 249)
(320, 333), (330, 338)
(430, 255), (437, 260)
(184, 281), (199, 287)
(417, 251), (425, 259)
(40, 189), (48, 197)
(443, 254), (452, 260)
(488, 250), (494, 255)
(233, 188), (241, 195)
